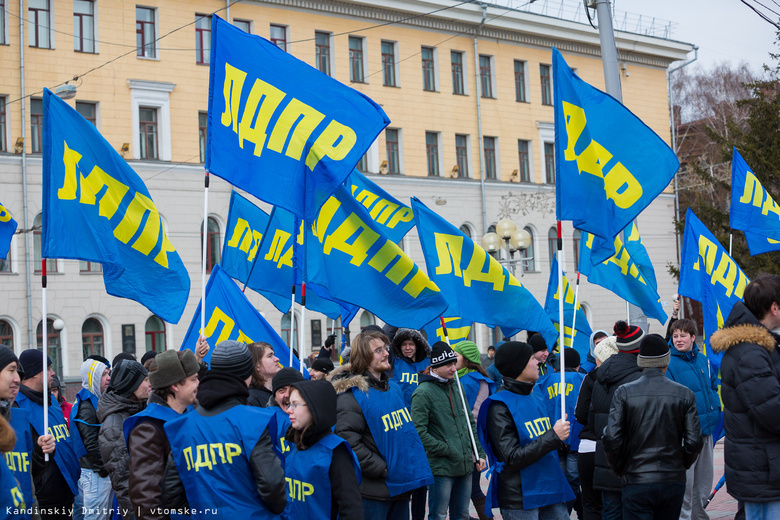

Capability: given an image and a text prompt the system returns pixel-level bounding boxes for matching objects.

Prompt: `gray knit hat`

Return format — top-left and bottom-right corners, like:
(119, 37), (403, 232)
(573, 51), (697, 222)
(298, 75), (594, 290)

(637, 334), (670, 368)
(111, 360), (148, 397)
(149, 350), (199, 389)
(210, 340), (253, 380)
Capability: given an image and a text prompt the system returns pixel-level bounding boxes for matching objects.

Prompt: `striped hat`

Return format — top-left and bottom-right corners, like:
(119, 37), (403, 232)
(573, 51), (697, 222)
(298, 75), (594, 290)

(613, 320), (645, 352)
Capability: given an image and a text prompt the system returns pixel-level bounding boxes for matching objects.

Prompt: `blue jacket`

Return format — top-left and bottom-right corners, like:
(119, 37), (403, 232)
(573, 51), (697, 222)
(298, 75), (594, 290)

(666, 344), (721, 436)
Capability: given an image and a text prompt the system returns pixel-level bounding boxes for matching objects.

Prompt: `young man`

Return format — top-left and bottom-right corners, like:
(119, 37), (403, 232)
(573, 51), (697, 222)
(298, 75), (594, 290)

(603, 334), (703, 519)
(410, 341), (485, 520)
(480, 346), (495, 369)
(309, 357), (334, 380)
(269, 367), (305, 459)
(125, 350), (200, 520)
(477, 341), (573, 519)
(529, 335), (550, 376)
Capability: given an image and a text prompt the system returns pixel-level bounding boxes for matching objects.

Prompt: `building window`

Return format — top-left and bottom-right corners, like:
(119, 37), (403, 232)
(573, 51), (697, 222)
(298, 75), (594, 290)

(82, 318), (104, 360)
(426, 132), (440, 177)
(456, 134), (469, 178)
(381, 41), (396, 87)
(270, 24), (287, 52)
(37, 319), (62, 376)
(522, 226), (535, 271)
(201, 216), (221, 273)
(357, 154), (368, 173)
(459, 224), (472, 239)
(199, 112), (207, 163)
(0, 320), (12, 349)
(73, 0), (95, 53)
(518, 140), (530, 182)
(315, 31), (331, 76)
(139, 107), (158, 160)
(145, 316), (166, 352)
(349, 36), (364, 83)
(195, 14), (212, 65)
(0, 96), (6, 152)
(136, 6), (156, 58)
(79, 260), (102, 273)
(233, 19), (251, 34)
(281, 311), (299, 351)
(573, 229), (581, 272)
(479, 55), (493, 98)
(33, 214), (57, 273)
(0, 245), (9, 272)
(30, 98), (43, 154)
(548, 226), (558, 265)
(360, 311), (376, 330)
(540, 64), (552, 105)
(484, 136), (496, 180)
(451, 51), (464, 95)
(76, 101), (96, 127)
(422, 47), (436, 92)
(544, 142), (555, 184)
(386, 129), (400, 174)
(28, 0), (51, 49)
(0, 0), (6, 45)
(514, 60), (527, 102)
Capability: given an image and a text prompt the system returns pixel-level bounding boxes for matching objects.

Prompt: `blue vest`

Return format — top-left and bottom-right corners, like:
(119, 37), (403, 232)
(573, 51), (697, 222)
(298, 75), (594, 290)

(477, 390), (574, 512)
(537, 372), (586, 451)
(269, 407), (292, 462)
(284, 434), (360, 520)
(70, 388), (100, 459)
(460, 372), (496, 410)
(391, 358), (430, 407)
(123, 402), (182, 447)
(351, 382), (433, 497)
(14, 391), (80, 495)
(164, 405), (280, 519)
(7, 409), (33, 520)
(0, 456), (25, 519)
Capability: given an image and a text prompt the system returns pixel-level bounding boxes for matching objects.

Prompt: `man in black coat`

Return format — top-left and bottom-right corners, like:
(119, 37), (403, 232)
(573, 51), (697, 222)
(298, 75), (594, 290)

(712, 275), (780, 519)
(603, 334), (703, 519)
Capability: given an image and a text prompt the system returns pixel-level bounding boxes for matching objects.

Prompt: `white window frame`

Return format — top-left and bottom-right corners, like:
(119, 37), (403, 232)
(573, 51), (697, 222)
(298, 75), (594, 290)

(233, 18), (252, 34)
(29, 0), (55, 49)
(0, 0), (10, 45)
(128, 80), (175, 161)
(76, 100), (100, 130)
(270, 23), (288, 52)
(537, 122), (554, 185)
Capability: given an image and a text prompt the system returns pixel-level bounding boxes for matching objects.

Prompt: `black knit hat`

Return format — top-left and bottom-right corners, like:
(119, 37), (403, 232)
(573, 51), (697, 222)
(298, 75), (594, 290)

(528, 334), (548, 353)
(638, 334), (670, 368)
(140, 350), (158, 365)
(494, 341), (533, 380)
(210, 340), (254, 380)
(563, 348), (581, 369)
(0, 347), (19, 373)
(613, 321), (646, 352)
(19, 349), (52, 379)
(111, 360), (148, 397)
(272, 367), (305, 393)
(112, 352), (136, 371)
(430, 341), (457, 368)
(311, 358), (334, 374)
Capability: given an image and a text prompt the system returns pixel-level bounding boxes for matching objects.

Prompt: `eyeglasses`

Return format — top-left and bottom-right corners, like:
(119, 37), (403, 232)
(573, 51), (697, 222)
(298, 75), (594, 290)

(373, 345), (390, 355)
(287, 402), (308, 411)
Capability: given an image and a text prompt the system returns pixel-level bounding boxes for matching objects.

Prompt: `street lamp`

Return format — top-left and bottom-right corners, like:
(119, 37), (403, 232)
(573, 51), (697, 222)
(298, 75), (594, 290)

(481, 218), (533, 276)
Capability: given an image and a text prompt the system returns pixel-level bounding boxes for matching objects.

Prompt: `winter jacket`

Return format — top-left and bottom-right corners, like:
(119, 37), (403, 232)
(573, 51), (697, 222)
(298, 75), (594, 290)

(97, 390), (147, 520)
(711, 301), (780, 502)
(603, 369), (703, 485)
(486, 377), (565, 510)
(74, 396), (107, 476)
(589, 351), (642, 491)
(575, 369), (598, 442)
(666, 344), (721, 436)
(247, 385), (272, 408)
(410, 374), (484, 477)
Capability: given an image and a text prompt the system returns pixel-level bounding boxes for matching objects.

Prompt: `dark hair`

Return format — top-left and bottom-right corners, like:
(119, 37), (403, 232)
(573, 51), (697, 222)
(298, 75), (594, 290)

(248, 342), (274, 389)
(670, 318), (698, 337)
(593, 331), (608, 343)
(487, 346), (495, 352)
(744, 275), (780, 321)
(350, 330), (389, 375)
(461, 356), (489, 378)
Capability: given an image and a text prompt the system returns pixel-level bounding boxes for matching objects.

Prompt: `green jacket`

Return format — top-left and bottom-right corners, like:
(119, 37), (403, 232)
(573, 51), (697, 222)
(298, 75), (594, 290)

(410, 374), (486, 477)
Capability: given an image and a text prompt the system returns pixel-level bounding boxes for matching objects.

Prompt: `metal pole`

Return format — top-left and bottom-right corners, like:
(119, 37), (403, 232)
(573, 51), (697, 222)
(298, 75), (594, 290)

(474, 4), (487, 235)
(41, 259), (49, 462)
(200, 173), (209, 339)
(19, 0), (34, 349)
(556, 223), (566, 421)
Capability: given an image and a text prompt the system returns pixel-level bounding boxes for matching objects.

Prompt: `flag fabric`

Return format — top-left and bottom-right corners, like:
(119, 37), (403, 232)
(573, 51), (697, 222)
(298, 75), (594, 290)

(579, 231), (667, 323)
(679, 209), (750, 366)
(180, 264), (307, 375)
(0, 202), (17, 260)
(624, 222), (658, 290)
(422, 317), (473, 345)
(729, 147), (780, 255)
(344, 170), (415, 244)
(206, 16), (390, 221)
(553, 48), (679, 242)
(41, 89), (189, 323)
(220, 190), (271, 285)
(411, 197), (558, 347)
(544, 257), (593, 360)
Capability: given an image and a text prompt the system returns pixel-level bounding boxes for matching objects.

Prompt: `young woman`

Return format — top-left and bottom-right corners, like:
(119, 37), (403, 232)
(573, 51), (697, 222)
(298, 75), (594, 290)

(247, 342), (280, 407)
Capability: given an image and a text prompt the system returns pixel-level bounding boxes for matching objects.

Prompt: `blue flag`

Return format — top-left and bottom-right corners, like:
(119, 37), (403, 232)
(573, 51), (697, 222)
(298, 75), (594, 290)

(422, 317), (473, 345)
(344, 170), (415, 244)
(624, 222), (658, 290)
(730, 148), (780, 255)
(0, 202), (17, 260)
(206, 16), (390, 221)
(544, 257), (593, 360)
(411, 197), (558, 347)
(579, 231), (667, 323)
(679, 209), (750, 366)
(41, 89), (190, 323)
(553, 48), (679, 242)
(181, 264), (307, 375)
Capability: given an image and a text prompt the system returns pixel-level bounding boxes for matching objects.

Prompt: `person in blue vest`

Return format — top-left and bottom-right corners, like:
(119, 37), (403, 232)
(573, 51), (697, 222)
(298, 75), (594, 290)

(331, 329), (433, 520)
(476, 341), (573, 520)
(164, 340), (286, 519)
(284, 379), (362, 519)
(269, 367), (304, 461)
(126, 350), (199, 520)
(17, 349), (81, 520)
(666, 319), (720, 520)
(71, 358), (112, 520)
(0, 413), (27, 516)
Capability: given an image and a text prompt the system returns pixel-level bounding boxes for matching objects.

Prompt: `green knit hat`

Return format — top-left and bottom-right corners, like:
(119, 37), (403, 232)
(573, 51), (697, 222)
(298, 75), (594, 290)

(452, 341), (481, 365)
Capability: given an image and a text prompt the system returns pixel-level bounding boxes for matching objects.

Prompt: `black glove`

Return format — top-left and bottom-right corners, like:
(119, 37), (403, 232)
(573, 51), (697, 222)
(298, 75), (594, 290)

(324, 334), (337, 348)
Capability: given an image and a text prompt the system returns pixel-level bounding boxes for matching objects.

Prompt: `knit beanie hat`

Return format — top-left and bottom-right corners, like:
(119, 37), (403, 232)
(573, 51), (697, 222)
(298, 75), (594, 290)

(149, 350), (199, 389)
(594, 336), (619, 363)
(87, 354), (110, 368)
(272, 367), (305, 394)
(563, 348), (581, 369)
(637, 334), (670, 368)
(210, 340), (253, 380)
(452, 341), (480, 377)
(140, 350), (158, 366)
(613, 321), (645, 352)
(111, 360), (148, 397)
(430, 341), (457, 368)
(112, 352), (136, 371)
(311, 358), (334, 375)
(80, 359), (109, 399)
(528, 334), (548, 353)
(494, 341), (533, 380)
(19, 349), (51, 379)
(0, 347), (19, 373)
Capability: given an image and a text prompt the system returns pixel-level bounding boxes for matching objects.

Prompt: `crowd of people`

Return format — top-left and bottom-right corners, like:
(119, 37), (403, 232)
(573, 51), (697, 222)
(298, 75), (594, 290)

(3, 275), (780, 520)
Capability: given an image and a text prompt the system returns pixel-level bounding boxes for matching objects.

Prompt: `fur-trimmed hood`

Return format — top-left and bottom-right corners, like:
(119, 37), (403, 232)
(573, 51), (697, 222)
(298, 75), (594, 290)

(711, 301), (777, 353)
(328, 364), (369, 394)
(390, 328), (429, 363)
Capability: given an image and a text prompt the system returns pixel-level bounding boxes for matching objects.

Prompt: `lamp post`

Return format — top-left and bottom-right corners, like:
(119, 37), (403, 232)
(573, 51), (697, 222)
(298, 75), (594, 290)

(481, 218), (533, 276)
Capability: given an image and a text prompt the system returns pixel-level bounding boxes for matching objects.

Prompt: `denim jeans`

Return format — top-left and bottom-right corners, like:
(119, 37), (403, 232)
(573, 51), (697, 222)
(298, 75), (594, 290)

(499, 502), (569, 520)
(362, 497), (410, 520)
(427, 474), (471, 520)
(744, 500), (780, 520)
(622, 481), (685, 520)
(78, 469), (113, 520)
(602, 490), (624, 520)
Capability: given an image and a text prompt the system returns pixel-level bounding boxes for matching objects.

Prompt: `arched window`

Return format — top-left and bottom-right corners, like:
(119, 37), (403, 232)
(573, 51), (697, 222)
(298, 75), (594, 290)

(459, 224), (472, 239)
(36, 318), (62, 377)
(145, 316), (166, 352)
(82, 318), (104, 360)
(522, 226), (535, 272)
(281, 312), (299, 352)
(0, 320), (13, 349)
(360, 311), (376, 330)
(573, 229), (581, 272)
(201, 216), (221, 273)
(33, 213), (58, 273)
(548, 227), (558, 266)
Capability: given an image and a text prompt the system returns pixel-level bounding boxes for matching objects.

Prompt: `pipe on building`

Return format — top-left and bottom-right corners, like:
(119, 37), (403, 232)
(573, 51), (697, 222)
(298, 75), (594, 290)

(19, 0), (34, 349)
(474, 3), (487, 234)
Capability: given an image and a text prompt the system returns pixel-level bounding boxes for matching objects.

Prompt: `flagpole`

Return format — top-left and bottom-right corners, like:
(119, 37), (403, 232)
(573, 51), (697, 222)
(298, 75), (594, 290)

(571, 271), (581, 347)
(729, 232), (733, 256)
(440, 317), (480, 463)
(556, 222), (566, 422)
(289, 285), (295, 368)
(201, 172), (209, 339)
(41, 259), (49, 462)
(298, 221), (307, 374)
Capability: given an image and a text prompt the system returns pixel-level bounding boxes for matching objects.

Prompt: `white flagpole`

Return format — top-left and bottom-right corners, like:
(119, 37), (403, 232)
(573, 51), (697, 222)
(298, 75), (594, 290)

(200, 172), (209, 341)
(571, 271), (581, 351)
(41, 259), (49, 462)
(729, 232), (733, 256)
(557, 223), (566, 421)
(289, 286), (295, 368)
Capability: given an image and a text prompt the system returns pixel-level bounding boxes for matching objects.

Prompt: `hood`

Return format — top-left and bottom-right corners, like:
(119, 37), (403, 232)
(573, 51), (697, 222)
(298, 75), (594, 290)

(329, 364), (370, 395)
(390, 328), (429, 363)
(81, 359), (108, 400)
(588, 330), (608, 363)
(596, 351), (642, 386)
(96, 389), (146, 422)
(291, 380), (336, 439)
(197, 371), (249, 410)
(711, 302), (776, 354)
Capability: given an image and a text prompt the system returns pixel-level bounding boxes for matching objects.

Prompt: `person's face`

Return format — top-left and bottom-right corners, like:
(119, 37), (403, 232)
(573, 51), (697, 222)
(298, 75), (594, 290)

(518, 356), (540, 383)
(533, 349), (549, 364)
(286, 389), (312, 431)
(0, 362), (20, 401)
(368, 338), (391, 374)
(51, 387), (60, 400)
(454, 352), (465, 370)
(259, 349), (280, 379)
(400, 339), (416, 358)
(672, 330), (695, 353)
(432, 362), (457, 380)
(275, 385), (293, 408)
(594, 336), (607, 348)
(488, 349), (495, 359)
(173, 373), (199, 406)
(133, 377), (151, 401)
(309, 369), (326, 381)
(47, 367), (54, 388)
(100, 369), (111, 393)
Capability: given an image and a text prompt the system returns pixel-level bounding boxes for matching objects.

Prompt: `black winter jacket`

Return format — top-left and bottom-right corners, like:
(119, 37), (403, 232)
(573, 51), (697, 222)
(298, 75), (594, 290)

(711, 302), (780, 502)
(247, 385), (272, 408)
(486, 377), (565, 510)
(589, 351), (642, 491)
(575, 369), (598, 442)
(603, 369), (703, 484)
(74, 397), (107, 476)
